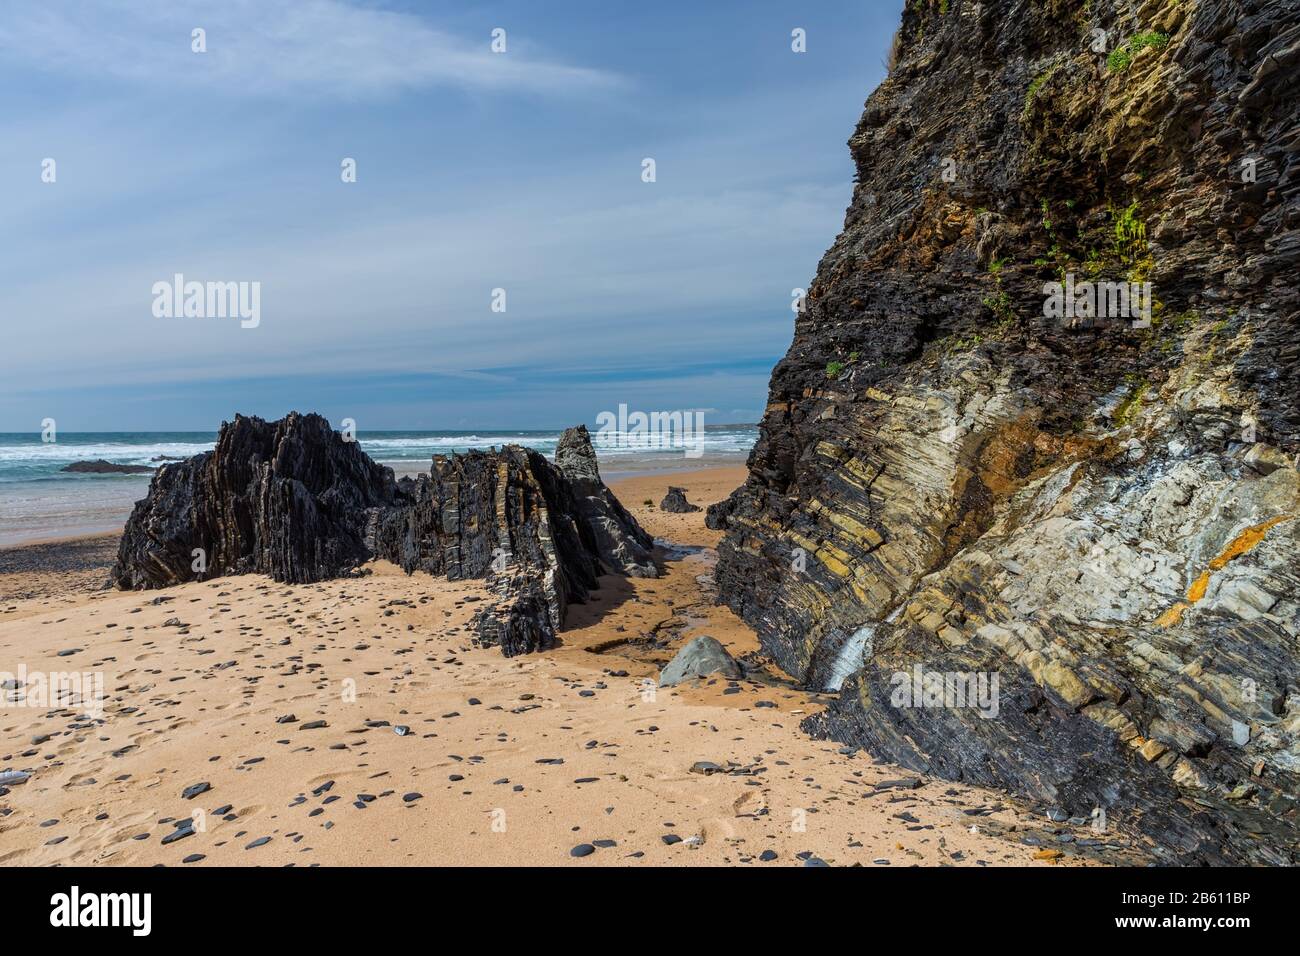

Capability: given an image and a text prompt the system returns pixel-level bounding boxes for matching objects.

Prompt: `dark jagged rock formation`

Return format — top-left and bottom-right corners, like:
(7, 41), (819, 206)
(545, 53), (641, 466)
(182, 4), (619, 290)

(112, 414), (656, 657)
(112, 413), (399, 589)
(370, 426), (658, 655)
(704, 496), (733, 530)
(712, 0), (1300, 864)
(468, 439), (661, 653)
(554, 425), (657, 577)
(659, 486), (701, 513)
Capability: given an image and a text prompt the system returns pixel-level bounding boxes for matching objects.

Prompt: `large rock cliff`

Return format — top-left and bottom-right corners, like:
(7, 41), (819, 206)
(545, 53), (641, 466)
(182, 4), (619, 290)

(711, 0), (1300, 863)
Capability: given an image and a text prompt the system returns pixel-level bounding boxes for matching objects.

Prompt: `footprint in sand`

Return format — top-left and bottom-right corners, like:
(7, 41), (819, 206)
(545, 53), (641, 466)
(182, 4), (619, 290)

(732, 789), (767, 816)
(699, 816), (738, 843)
(0, 846), (37, 865)
(103, 809), (161, 847)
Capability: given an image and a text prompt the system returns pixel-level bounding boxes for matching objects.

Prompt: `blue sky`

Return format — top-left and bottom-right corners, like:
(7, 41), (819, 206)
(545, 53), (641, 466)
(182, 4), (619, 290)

(0, 0), (899, 431)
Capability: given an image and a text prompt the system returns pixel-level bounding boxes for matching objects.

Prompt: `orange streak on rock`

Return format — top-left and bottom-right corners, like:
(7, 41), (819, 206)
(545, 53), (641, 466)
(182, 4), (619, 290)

(1207, 515), (1290, 572)
(1156, 515), (1293, 627)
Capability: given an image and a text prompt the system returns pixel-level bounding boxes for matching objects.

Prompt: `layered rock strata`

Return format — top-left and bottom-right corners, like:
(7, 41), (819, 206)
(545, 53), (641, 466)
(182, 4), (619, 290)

(711, 0), (1300, 863)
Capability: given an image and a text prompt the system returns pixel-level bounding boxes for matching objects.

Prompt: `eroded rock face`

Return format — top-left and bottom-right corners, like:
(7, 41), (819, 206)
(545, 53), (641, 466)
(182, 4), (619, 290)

(554, 425), (657, 578)
(113, 414), (656, 657)
(371, 436), (653, 656)
(111, 412), (399, 589)
(713, 0), (1300, 863)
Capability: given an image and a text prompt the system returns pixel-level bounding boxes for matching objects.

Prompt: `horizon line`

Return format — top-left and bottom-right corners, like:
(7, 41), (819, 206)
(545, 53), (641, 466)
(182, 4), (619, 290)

(0, 422), (761, 435)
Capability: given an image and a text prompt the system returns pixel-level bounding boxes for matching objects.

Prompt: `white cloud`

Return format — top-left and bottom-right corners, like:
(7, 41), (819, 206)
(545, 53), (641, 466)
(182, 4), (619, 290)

(0, 0), (622, 98)
(0, 174), (841, 394)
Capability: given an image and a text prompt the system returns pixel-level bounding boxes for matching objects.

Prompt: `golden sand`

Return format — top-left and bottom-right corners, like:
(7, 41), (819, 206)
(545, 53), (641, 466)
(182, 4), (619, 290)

(1, 467), (1084, 866)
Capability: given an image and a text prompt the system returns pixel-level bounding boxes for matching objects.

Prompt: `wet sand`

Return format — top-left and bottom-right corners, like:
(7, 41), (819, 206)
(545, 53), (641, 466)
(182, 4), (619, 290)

(0, 467), (1099, 866)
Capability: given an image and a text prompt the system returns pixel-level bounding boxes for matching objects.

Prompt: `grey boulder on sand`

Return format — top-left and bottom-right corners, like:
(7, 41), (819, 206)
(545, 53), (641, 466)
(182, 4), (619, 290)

(658, 636), (742, 687)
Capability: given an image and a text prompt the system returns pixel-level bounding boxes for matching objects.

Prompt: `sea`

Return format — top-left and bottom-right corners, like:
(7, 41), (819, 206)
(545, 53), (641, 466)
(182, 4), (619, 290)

(0, 427), (757, 547)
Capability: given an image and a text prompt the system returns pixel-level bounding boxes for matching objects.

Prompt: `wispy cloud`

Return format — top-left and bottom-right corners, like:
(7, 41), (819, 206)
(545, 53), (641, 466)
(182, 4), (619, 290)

(0, 0), (623, 98)
(1, 175), (844, 395)
(0, 0), (896, 430)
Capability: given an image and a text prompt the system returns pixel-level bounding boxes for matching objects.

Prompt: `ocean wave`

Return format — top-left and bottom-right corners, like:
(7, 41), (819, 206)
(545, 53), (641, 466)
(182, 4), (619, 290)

(0, 428), (757, 484)
(0, 442), (216, 463)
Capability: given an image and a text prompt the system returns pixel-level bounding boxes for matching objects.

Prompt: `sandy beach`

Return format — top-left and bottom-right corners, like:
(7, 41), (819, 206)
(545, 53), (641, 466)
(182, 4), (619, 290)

(0, 467), (1102, 866)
